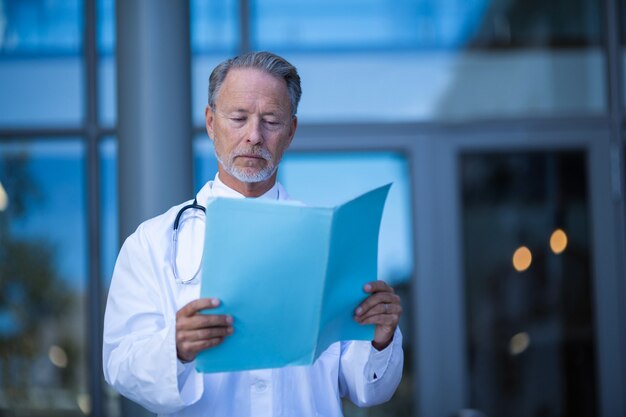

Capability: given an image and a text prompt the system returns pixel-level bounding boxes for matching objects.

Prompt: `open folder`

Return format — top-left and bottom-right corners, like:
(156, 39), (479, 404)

(195, 183), (391, 373)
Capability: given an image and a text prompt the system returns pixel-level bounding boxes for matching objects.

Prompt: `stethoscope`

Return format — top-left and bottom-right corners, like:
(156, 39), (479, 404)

(172, 198), (206, 284)
(171, 184), (281, 284)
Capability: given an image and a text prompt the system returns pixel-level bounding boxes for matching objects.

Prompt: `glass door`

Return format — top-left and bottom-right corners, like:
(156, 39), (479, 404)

(413, 130), (626, 417)
(461, 150), (595, 416)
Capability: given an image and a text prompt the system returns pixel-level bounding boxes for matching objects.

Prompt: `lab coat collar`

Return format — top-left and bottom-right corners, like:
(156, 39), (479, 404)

(195, 173), (284, 206)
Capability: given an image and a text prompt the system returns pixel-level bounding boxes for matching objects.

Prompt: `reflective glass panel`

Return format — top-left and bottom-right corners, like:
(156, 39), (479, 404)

(191, 0), (240, 126)
(247, 0), (604, 122)
(0, 1), (83, 126)
(191, 0), (239, 54)
(0, 56), (83, 126)
(99, 138), (117, 289)
(0, 0), (82, 53)
(98, 0), (116, 127)
(461, 151), (597, 416)
(0, 140), (88, 415)
(278, 152), (413, 286)
(252, 0), (601, 51)
(193, 136), (219, 192)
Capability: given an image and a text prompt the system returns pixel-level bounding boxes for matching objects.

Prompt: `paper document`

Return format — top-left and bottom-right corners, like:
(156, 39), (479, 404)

(195, 183), (391, 373)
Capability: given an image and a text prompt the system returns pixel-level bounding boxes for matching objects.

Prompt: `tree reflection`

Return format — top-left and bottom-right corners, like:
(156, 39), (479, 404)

(0, 151), (76, 411)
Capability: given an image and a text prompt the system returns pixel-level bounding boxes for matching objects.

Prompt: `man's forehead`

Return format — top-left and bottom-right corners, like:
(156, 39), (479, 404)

(216, 67), (291, 110)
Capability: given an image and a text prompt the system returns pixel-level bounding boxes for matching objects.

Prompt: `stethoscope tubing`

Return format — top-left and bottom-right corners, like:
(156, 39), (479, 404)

(173, 198), (206, 232)
(171, 186), (280, 283)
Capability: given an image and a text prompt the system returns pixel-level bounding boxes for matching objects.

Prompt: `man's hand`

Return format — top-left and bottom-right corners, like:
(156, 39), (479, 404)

(175, 298), (233, 362)
(354, 281), (402, 351)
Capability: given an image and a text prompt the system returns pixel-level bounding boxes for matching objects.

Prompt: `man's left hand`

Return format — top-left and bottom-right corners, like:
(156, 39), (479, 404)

(354, 280), (402, 351)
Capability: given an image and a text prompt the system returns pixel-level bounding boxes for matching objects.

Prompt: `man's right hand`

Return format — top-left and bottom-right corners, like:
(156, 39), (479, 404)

(175, 298), (234, 362)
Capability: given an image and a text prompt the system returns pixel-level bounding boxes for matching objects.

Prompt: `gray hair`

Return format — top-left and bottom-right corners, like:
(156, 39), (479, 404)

(208, 51), (302, 118)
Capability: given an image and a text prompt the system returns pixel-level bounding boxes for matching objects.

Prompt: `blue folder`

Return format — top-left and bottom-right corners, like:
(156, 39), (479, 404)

(195, 183), (391, 373)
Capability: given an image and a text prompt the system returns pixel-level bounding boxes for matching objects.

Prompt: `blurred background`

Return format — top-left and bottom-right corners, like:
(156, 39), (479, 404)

(0, 0), (625, 416)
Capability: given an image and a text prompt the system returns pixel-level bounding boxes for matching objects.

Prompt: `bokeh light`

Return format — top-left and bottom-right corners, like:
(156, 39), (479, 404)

(0, 181), (8, 211)
(48, 345), (68, 368)
(550, 228), (568, 254)
(77, 393), (91, 415)
(512, 246), (532, 272)
(509, 332), (531, 355)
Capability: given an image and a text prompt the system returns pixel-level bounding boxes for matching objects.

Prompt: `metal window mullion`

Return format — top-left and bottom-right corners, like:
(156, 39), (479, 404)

(84, 0), (104, 416)
(0, 127), (116, 141)
(600, 0), (626, 414)
(239, 0), (251, 53)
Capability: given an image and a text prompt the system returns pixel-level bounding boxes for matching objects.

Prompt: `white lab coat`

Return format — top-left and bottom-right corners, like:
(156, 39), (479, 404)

(103, 175), (404, 417)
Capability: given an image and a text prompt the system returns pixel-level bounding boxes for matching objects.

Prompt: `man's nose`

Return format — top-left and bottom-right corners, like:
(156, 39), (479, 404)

(246, 117), (264, 145)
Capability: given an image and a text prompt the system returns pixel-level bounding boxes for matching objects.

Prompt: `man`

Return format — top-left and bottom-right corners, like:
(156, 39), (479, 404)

(103, 51), (403, 417)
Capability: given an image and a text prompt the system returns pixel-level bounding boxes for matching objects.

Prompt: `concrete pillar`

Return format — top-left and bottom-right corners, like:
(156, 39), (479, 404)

(117, 0), (193, 239)
(116, 1), (192, 415)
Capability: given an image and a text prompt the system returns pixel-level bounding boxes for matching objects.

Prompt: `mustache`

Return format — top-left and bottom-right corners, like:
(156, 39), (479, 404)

(231, 146), (272, 161)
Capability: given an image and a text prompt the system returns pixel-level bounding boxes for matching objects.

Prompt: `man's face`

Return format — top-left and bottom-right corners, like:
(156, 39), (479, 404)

(205, 68), (297, 186)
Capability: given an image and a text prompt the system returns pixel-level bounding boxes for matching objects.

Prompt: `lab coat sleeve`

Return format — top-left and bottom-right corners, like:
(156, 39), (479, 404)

(103, 225), (203, 414)
(338, 328), (404, 407)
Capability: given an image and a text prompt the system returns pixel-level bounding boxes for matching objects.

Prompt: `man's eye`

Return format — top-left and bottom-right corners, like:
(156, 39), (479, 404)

(231, 117), (245, 122)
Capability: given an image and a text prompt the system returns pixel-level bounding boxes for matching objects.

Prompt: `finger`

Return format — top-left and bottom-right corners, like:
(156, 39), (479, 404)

(356, 303), (403, 322)
(358, 313), (400, 327)
(178, 314), (234, 329)
(178, 326), (234, 343)
(178, 337), (226, 361)
(179, 314), (233, 331)
(363, 281), (394, 294)
(177, 298), (221, 318)
(355, 293), (400, 317)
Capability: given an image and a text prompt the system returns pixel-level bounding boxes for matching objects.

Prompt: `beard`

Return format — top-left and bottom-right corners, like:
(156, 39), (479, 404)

(215, 144), (277, 183)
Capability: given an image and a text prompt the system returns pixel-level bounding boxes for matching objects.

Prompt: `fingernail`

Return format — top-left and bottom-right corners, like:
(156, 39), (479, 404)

(364, 284), (371, 292)
(226, 315), (233, 324)
(211, 298), (220, 307)
(355, 307), (363, 315)
(227, 326), (234, 334)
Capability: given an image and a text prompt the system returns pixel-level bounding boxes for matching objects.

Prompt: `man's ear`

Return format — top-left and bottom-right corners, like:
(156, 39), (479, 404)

(287, 116), (298, 146)
(205, 105), (215, 141)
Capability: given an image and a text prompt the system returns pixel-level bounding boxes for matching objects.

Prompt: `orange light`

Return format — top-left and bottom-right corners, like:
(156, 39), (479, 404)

(512, 246), (532, 272)
(550, 229), (568, 254)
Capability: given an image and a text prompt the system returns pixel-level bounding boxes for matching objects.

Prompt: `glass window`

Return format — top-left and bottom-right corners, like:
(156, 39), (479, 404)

(243, 0), (605, 122)
(0, 0), (82, 53)
(191, 0), (240, 54)
(252, 0), (601, 51)
(191, 0), (240, 126)
(278, 152), (413, 285)
(0, 0), (83, 127)
(460, 151), (597, 416)
(98, 0), (116, 127)
(193, 136), (219, 192)
(99, 137), (117, 287)
(0, 139), (89, 415)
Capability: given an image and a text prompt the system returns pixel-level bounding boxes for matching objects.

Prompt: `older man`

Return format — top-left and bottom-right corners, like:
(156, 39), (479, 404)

(103, 51), (403, 417)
